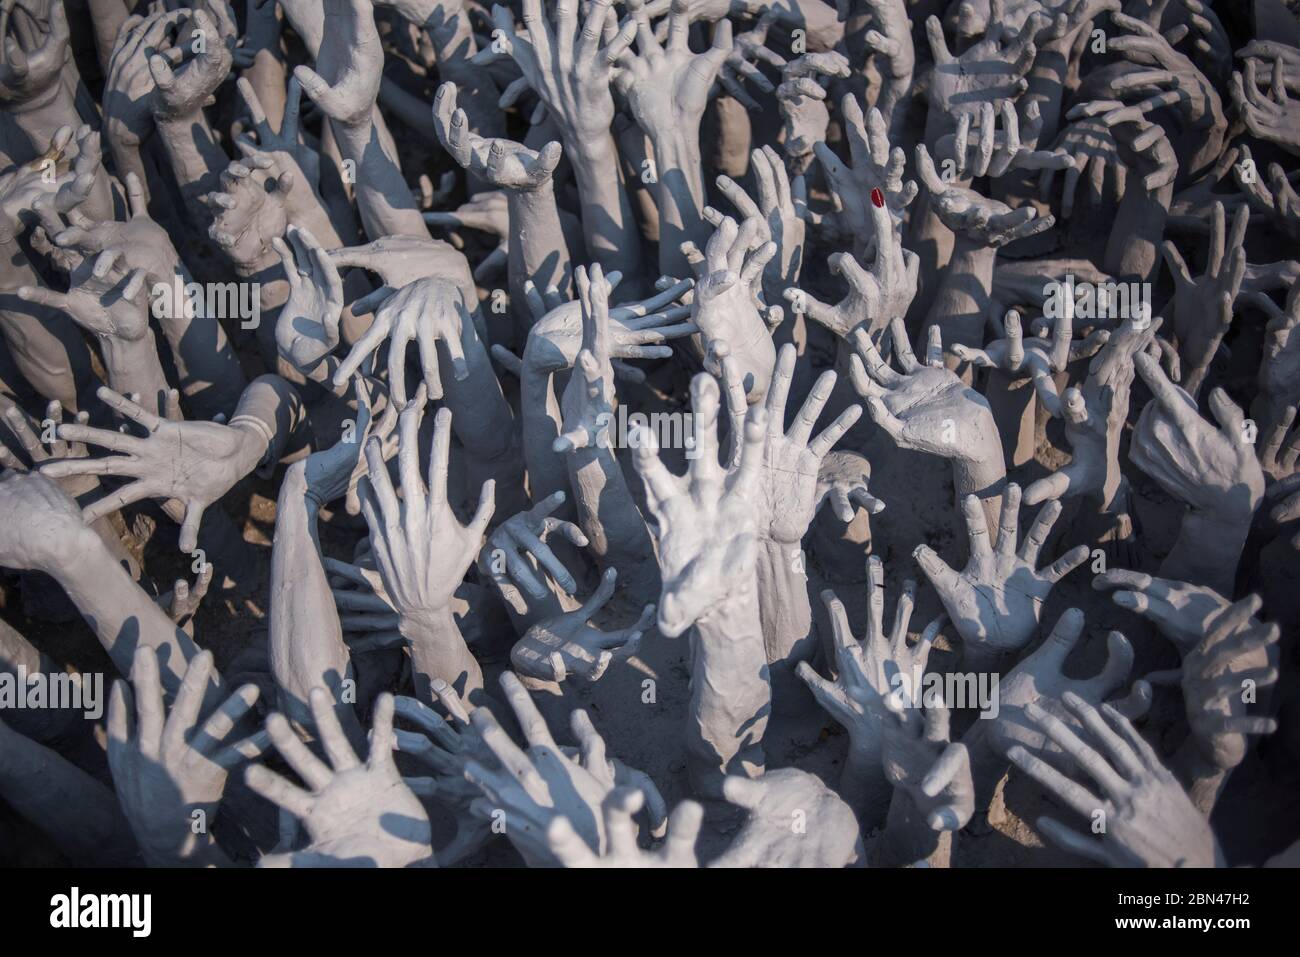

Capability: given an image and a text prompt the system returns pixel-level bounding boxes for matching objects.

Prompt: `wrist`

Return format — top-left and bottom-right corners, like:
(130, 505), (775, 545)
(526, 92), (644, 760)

(7, 80), (66, 117)
(398, 604), (456, 640)
(227, 418), (275, 476)
(951, 435), (1006, 498)
(282, 460), (322, 513)
(52, 526), (112, 580)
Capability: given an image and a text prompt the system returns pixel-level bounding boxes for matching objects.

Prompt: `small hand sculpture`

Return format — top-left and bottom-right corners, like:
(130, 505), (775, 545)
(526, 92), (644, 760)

(949, 310), (1102, 412)
(1232, 58), (1300, 158)
(715, 145), (809, 305)
(814, 96), (917, 240)
(462, 671), (665, 866)
(786, 199), (919, 341)
(916, 144), (1055, 247)
(0, 0), (69, 106)
(815, 450), (885, 522)
(510, 568), (653, 684)
(633, 374), (766, 636)
(1130, 351), (1264, 521)
(914, 484), (1089, 664)
(985, 608), (1139, 762)
(933, 100), (1073, 181)
(392, 682), (497, 865)
(1174, 595), (1280, 771)
(1008, 693), (1219, 867)
(482, 0), (633, 146)
(42, 387), (270, 551)
(432, 81), (562, 190)
(273, 225), (344, 380)
(545, 791), (702, 867)
(357, 398), (495, 693)
(1039, 118), (1124, 219)
(479, 491), (586, 605)
(615, 0), (733, 141)
(798, 565), (945, 816)
(776, 51), (850, 164)
(1024, 317), (1159, 508)
(109, 646), (267, 866)
(0, 399), (96, 500)
(1092, 569), (1236, 655)
(334, 276), (471, 406)
(204, 156), (293, 273)
(686, 213), (778, 403)
(21, 250), (151, 343)
(717, 10), (785, 111)
(293, 0), (383, 128)
(848, 319), (1000, 462)
(147, 8), (233, 121)
(248, 688), (435, 867)
(924, 11), (1038, 124)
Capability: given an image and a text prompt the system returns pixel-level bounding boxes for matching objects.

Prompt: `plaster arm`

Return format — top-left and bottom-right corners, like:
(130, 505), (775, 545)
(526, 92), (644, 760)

(633, 374), (770, 798)
(270, 384), (375, 737)
(1162, 596), (1281, 814)
(551, 265), (659, 597)
(0, 471), (219, 702)
(432, 81), (571, 331)
(1065, 100), (1177, 286)
(914, 144), (1056, 359)
(616, 0), (732, 281)
(294, 0), (428, 240)
(147, 9), (238, 209)
(0, 713), (138, 866)
(357, 400), (495, 705)
(797, 568), (944, 825)
(516, 275), (696, 506)
(1130, 353), (1263, 597)
(748, 345), (861, 699)
(847, 318), (1006, 526)
(0, 125), (100, 409)
(477, 0), (642, 282)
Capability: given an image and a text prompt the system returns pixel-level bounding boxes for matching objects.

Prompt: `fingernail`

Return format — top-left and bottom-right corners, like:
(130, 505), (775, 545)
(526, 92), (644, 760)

(871, 187), (885, 208)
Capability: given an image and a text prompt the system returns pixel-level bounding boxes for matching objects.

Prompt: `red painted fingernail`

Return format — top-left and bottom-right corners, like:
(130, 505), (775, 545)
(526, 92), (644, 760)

(871, 188), (885, 208)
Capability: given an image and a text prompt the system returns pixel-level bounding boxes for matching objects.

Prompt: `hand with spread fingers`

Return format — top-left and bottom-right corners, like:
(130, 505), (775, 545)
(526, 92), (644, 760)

(797, 565), (945, 820)
(1008, 693), (1220, 867)
(914, 484), (1089, 667)
(108, 646), (268, 867)
(248, 689), (435, 867)
(461, 671), (666, 867)
(357, 398), (495, 699)
(1024, 317), (1159, 511)
(1173, 596), (1280, 774)
(848, 318), (1003, 471)
(511, 567), (653, 685)
(39, 386), (270, 552)
(916, 144), (1056, 248)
